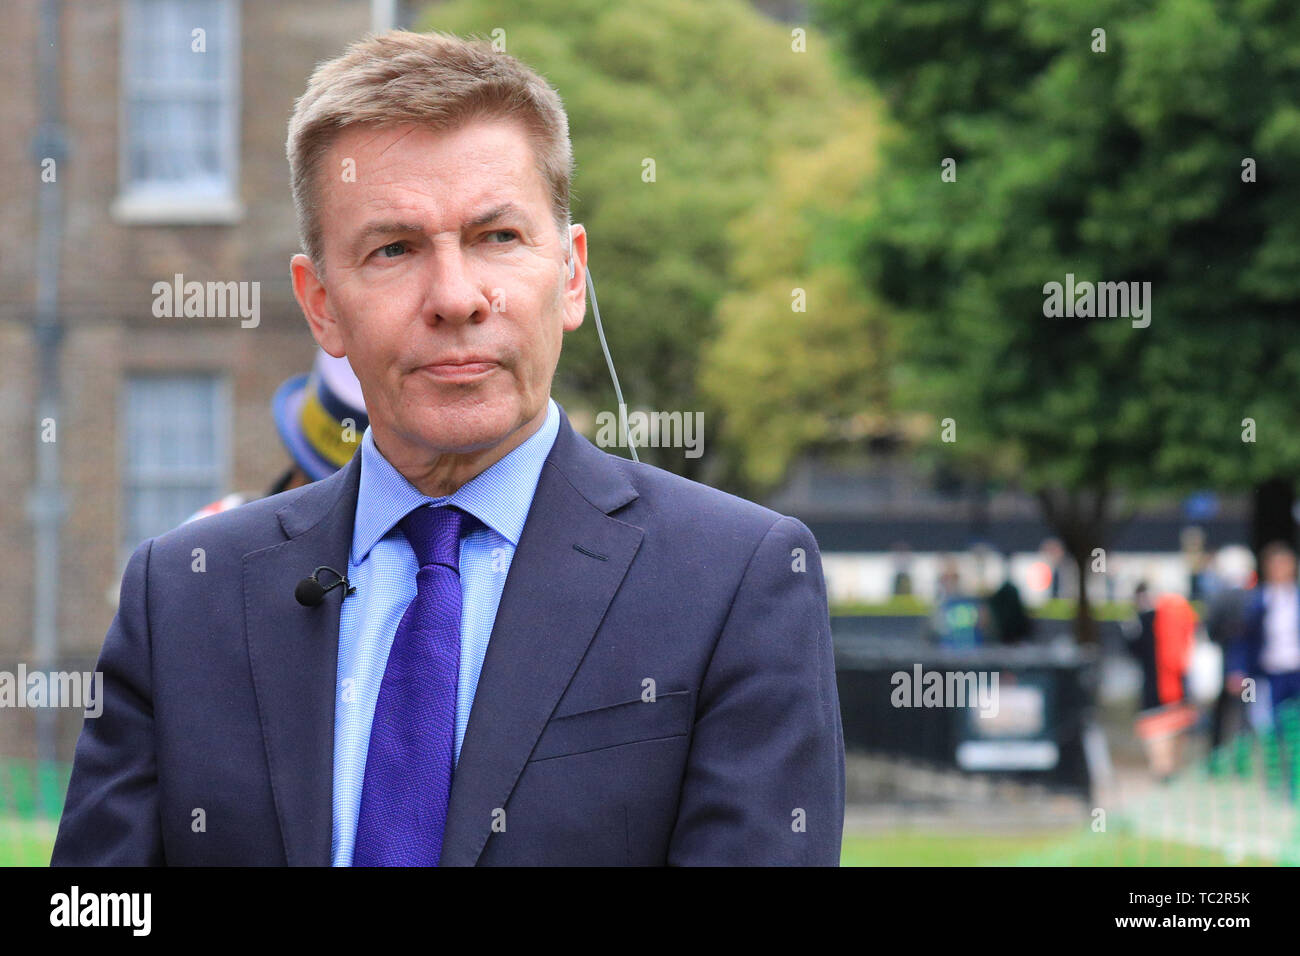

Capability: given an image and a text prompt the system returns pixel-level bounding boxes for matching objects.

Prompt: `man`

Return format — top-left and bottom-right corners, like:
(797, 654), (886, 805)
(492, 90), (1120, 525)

(1228, 541), (1300, 727)
(1123, 582), (1160, 711)
(986, 554), (1032, 644)
(184, 349), (369, 522)
(1203, 545), (1254, 750)
(52, 30), (845, 866)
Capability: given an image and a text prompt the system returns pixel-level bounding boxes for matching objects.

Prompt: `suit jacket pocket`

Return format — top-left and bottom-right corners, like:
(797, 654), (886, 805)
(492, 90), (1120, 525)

(528, 689), (693, 762)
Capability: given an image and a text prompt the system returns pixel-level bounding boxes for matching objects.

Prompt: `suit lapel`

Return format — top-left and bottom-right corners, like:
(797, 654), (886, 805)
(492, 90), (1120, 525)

(243, 453), (361, 866)
(440, 409), (642, 865)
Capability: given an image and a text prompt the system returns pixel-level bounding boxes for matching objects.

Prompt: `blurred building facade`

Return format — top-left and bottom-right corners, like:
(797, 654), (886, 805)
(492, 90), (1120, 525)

(0, 0), (413, 759)
(768, 455), (1252, 607)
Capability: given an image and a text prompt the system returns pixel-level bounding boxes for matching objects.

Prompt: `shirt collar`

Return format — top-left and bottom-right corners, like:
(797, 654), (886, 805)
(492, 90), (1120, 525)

(351, 397), (560, 564)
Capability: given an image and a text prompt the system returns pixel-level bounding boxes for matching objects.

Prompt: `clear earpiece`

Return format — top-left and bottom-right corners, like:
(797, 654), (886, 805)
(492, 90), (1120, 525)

(567, 220), (638, 462)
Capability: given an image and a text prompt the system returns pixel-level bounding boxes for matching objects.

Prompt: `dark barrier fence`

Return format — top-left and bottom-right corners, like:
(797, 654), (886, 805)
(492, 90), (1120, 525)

(832, 619), (1100, 799)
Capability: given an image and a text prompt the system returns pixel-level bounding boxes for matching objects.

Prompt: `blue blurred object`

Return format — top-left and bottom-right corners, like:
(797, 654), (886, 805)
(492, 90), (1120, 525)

(1183, 491), (1220, 522)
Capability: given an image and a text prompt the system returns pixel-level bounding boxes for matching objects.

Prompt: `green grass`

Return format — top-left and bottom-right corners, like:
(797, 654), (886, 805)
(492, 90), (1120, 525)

(0, 823), (1274, 866)
(0, 819), (57, 866)
(840, 830), (1068, 865)
(831, 595), (932, 616)
(0, 759), (68, 866)
(1033, 599), (1144, 622)
(839, 830), (1274, 866)
(1, 764), (1282, 868)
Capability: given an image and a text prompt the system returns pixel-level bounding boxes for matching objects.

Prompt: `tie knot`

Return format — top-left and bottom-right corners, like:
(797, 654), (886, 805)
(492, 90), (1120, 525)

(398, 504), (478, 571)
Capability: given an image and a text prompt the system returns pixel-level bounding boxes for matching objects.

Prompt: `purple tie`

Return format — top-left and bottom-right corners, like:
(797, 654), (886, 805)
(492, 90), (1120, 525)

(354, 504), (478, 867)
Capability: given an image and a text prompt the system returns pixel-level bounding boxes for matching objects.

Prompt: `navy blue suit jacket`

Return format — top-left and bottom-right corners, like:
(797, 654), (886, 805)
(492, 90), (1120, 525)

(1228, 588), (1300, 678)
(52, 406), (845, 865)
(1227, 591), (1265, 677)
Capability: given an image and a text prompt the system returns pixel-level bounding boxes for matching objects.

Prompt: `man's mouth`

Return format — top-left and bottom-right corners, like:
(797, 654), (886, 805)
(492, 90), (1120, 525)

(417, 358), (499, 382)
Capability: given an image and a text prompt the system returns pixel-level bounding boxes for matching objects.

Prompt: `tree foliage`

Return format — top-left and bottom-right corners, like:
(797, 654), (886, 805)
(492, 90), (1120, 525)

(701, 99), (889, 491)
(815, 0), (1300, 633)
(819, 0), (1300, 486)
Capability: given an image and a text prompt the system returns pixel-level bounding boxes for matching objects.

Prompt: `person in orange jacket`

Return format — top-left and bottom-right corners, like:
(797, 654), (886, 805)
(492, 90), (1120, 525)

(1132, 592), (1199, 781)
(1154, 592), (1198, 706)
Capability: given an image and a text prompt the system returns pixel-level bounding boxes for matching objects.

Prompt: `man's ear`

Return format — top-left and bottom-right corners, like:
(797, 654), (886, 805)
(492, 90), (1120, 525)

(290, 253), (346, 357)
(562, 223), (588, 333)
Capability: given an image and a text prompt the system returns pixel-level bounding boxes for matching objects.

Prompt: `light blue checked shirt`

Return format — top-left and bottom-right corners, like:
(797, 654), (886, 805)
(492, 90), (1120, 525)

(330, 398), (560, 866)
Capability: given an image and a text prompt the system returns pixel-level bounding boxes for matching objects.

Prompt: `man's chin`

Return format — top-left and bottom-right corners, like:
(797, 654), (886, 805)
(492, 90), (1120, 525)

(404, 405), (530, 457)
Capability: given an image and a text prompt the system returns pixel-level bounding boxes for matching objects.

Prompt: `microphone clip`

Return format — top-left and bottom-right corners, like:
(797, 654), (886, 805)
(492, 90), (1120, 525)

(295, 565), (356, 607)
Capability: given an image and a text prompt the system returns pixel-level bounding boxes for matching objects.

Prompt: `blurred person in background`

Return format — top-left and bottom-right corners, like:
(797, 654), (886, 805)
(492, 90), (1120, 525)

(1040, 537), (1065, 599)
(1204, 545), (1255, 750)
(932, 559), (986, 649)
(1228, 541), (1300, 729)
(986, 552), (1033, 644)
(1180, 525), (1209, 600)
(890, 540), (914, 597)
(1125, 583), (1199, 780)
(1123, 582), (1160, 711)
(1153, 592), (1198, 710)
(185, 350), (368, 522)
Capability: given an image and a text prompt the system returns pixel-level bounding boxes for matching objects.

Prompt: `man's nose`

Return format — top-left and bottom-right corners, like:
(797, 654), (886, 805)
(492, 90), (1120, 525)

(419, 243), (487, 325)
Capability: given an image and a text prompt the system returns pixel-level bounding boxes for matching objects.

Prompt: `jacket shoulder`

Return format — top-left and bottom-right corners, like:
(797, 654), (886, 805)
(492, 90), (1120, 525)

(592, 450), (815, 551)
(146, 482), (316, 561)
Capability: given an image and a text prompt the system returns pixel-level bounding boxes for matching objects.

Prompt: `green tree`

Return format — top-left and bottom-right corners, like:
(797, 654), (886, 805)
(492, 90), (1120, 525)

(701, 98), (890, 494)
(817, 0), (1300, 640)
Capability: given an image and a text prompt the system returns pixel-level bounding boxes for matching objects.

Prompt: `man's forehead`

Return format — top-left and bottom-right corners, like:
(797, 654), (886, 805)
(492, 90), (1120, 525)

(331, 119), (535, 174)
(325, 122), (546, 224)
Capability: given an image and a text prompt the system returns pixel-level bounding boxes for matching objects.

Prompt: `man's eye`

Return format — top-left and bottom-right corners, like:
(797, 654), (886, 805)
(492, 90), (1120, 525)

(377, 241), (407, 258)
(485, 230), (518, 243)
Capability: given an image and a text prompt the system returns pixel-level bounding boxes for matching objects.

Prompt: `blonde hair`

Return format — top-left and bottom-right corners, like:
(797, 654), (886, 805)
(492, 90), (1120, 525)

(286, 29), (574, 269)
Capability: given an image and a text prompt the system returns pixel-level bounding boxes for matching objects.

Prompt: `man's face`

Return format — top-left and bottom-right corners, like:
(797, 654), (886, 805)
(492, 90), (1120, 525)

(291, 118), (585, 470)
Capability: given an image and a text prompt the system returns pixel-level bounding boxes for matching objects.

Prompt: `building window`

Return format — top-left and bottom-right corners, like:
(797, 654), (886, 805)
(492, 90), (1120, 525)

(113, 0), (242, 223)
(121, 374), (229, 561)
